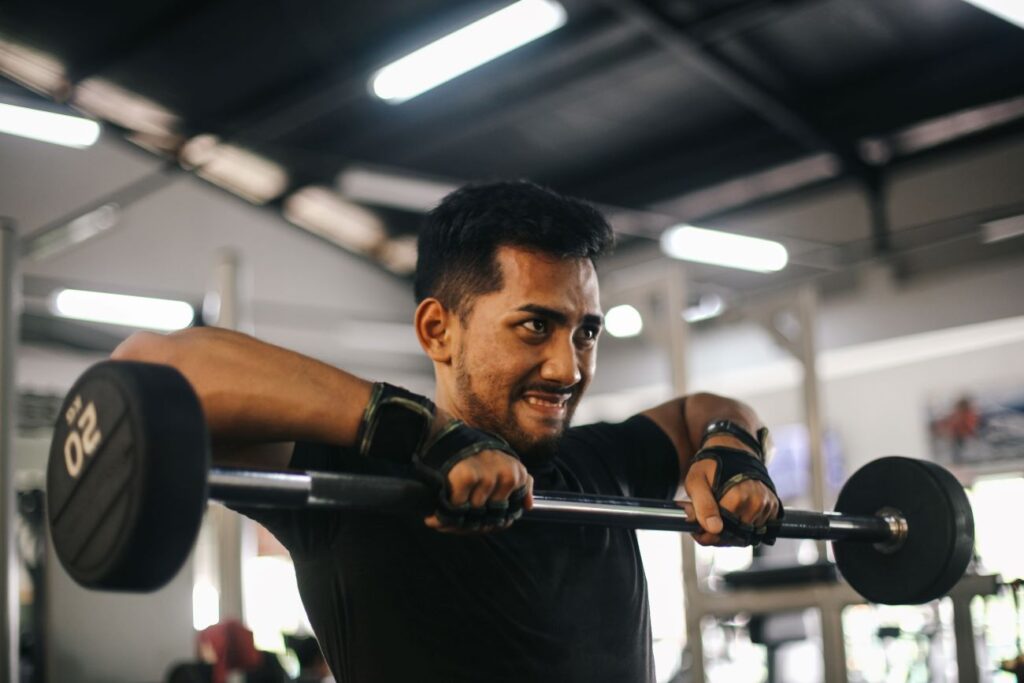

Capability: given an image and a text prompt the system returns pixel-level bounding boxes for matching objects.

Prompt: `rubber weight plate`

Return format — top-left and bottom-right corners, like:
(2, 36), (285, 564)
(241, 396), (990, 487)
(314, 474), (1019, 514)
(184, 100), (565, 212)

(833, 456), (974, 604)
(47, 361), (210, 591)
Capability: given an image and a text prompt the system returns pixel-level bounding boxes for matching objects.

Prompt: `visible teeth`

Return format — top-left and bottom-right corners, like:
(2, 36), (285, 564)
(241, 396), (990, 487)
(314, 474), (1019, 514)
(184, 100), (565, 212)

(525, 396), (564, 407)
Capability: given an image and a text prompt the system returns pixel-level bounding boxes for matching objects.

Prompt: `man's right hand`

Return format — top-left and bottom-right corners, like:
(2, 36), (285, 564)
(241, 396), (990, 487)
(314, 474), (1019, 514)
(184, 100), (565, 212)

(424, 449), (534, 533)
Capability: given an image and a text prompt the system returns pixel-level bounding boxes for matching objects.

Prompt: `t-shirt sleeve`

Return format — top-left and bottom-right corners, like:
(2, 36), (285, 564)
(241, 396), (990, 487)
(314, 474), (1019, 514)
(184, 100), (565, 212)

(229, 441), (400, 557)
(561, 414), (680, 500)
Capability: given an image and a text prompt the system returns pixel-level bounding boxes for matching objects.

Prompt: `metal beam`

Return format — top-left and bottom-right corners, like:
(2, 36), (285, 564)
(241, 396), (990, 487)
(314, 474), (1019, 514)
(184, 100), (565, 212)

(606, 0), (842, 157)
(601, 0), (896, 254)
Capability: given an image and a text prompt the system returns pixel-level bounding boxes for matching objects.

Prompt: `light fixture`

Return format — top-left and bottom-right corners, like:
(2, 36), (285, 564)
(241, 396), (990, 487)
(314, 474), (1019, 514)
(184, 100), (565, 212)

(960, 0), (1024, 28)
(51, 289), (195, 331)
(684, 293), (725, 323)
(378, 235), (419, 274)
(73, 78), (180, 137)
(180, 134), (289, 205)
(338, 165), (457, 212)
(981, 214), (1024, 244)
(283, 186), (386, 254)
(0, 102), (100, 149)
(660, 225), (788, 273)
(605, 304), (643, 338)
(370, 0), (567, 103)
(0, 38), (68, 97)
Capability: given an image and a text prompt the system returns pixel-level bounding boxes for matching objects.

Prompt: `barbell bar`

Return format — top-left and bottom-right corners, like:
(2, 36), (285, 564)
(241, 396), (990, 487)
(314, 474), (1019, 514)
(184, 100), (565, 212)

(46, 361), (975, 605)
(207, 466), (905, 545)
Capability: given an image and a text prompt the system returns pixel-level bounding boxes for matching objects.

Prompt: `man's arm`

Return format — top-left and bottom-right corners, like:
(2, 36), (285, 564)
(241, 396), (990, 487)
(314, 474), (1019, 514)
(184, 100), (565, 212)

(643, 393), (779, 545)
(112, 327), (373, 468)
(111, 327), (532, 531)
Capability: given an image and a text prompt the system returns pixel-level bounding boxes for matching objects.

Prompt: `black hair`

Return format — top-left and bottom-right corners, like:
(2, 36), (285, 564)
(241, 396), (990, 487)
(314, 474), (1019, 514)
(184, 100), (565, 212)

(414, 181), (614, 315)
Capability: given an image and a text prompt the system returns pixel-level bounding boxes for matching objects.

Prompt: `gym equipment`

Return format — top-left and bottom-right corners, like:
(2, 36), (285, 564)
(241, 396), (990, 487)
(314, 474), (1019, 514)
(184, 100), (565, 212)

(46, 361), (975, 604)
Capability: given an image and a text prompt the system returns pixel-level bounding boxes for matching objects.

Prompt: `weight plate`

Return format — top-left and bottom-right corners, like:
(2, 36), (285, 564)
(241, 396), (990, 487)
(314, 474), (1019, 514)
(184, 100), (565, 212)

(832, 456), (974, 605)
(47, 361), (210, 591)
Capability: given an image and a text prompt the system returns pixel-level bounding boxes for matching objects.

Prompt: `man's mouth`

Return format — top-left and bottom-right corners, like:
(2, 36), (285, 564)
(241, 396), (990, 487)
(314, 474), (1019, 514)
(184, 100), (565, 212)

(520, 390), (572, 417)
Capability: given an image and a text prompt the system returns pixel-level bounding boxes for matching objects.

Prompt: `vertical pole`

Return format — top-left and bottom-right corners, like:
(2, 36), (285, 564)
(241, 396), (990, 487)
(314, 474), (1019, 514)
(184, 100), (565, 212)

(664, 262), (705, 683)
(951, 594), (979, 683)
(206, 250), (250, 624)
(795, 286), (827, 555)
(794, 285), (847, 683)
(1, 222), (20, 683)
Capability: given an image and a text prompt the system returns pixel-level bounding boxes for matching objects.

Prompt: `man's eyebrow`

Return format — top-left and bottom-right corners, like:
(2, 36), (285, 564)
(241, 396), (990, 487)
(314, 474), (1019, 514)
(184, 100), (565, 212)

(516, 304), (604, 327)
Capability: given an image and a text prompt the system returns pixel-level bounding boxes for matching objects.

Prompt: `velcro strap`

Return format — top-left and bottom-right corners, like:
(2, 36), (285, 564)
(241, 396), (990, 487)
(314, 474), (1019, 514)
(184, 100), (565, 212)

(701, 421), (768, 462)
(417, 419), (516, 480)
(356, 383), (435, 465)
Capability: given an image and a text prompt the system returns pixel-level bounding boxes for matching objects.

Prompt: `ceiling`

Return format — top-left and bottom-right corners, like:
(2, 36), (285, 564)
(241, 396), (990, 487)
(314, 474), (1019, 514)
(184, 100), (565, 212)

(3, 0), (1024, 296)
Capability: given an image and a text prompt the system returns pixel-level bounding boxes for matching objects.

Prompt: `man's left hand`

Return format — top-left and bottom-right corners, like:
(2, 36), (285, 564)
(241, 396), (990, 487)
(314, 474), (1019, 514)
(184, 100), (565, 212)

(683, 455), (781, 546)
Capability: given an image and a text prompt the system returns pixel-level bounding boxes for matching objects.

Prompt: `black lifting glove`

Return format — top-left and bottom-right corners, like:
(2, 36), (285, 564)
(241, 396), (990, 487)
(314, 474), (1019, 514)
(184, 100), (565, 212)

(691, 445), (784, 546)
(416, 421), (526, 530)
(356, 382), (527, 529)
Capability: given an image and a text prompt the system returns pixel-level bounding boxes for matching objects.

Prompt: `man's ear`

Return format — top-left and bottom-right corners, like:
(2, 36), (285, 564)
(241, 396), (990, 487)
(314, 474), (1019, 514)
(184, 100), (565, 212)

(414, 298), (454, 363)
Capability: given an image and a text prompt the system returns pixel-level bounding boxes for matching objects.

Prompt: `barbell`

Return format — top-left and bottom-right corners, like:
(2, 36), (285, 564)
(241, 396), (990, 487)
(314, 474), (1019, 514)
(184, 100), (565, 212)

(46, 361), (975, 605)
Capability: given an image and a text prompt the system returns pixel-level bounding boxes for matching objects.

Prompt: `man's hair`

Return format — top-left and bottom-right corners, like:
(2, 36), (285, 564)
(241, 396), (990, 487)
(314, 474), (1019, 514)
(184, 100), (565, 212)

(414, 181), (614, 315)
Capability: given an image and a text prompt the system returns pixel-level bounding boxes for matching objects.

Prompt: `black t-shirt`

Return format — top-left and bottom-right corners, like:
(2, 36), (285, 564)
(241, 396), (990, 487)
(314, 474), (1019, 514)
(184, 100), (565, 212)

(239, 414), (679, 683)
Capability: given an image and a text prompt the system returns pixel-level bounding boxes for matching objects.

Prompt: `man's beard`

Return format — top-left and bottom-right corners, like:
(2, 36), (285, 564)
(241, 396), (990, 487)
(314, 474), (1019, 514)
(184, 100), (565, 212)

(453, 357), (576, 467)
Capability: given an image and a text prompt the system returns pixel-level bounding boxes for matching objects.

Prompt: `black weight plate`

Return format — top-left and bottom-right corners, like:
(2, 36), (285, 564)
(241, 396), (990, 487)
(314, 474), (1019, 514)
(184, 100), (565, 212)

(47, 361), (210, 591)
(832, 456), (974, 605)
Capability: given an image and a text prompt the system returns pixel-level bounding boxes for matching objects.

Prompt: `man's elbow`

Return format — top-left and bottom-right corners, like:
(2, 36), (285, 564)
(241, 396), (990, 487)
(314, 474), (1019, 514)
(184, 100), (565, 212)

(111, 330), (184, 365)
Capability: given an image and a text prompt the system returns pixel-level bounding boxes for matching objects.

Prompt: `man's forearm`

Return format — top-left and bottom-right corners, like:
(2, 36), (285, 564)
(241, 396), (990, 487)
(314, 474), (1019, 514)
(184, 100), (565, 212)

(112, 327), (374, 446)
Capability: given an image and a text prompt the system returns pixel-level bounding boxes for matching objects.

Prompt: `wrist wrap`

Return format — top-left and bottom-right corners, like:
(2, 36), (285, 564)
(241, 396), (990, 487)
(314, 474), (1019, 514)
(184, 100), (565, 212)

(701, 420), (771, 462)
(356, 383), (526, 528)
(693, 445), (784, 546)
(356, 383), (435, 465)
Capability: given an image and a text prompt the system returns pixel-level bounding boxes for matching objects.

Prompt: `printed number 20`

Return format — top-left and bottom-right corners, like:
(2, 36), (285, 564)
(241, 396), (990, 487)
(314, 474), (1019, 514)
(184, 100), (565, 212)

(64, 401), (102, 478)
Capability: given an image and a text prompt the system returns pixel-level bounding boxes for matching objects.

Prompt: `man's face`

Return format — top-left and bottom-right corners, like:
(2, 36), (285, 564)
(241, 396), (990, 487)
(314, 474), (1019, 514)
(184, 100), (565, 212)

(449, 246), (602, 464)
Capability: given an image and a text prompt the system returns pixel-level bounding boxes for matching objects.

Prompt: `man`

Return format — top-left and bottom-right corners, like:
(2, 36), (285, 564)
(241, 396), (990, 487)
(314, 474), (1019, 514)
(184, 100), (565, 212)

(114, 181), (780, 682)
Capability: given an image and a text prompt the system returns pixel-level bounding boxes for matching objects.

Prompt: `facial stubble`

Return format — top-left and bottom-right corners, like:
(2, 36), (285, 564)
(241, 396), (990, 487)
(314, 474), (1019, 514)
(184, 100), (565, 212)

(452, 352), (577, 467)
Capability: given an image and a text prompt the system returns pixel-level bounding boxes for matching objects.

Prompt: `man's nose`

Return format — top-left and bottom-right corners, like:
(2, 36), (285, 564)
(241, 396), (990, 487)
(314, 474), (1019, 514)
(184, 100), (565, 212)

(540, 334), (582, 387)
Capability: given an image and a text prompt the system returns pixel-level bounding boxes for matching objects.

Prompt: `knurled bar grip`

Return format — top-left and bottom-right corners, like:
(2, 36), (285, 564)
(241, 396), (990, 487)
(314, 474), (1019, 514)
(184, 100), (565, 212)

(207, 467), (903, 544)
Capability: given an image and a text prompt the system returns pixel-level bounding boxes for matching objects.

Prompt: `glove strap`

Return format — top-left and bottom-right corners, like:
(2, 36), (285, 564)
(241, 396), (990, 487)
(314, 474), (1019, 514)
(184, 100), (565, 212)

(418, 420), (525, 530)
(693, 445), (784, 546)
(701, 420), (771, 462)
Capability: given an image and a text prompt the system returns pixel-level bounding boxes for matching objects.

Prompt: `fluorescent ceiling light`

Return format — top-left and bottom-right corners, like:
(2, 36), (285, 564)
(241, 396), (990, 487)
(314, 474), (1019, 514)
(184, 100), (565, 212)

(370, 0), (567, 103)
(660, 225), (788, 273)
(684, 294), (725, 323)
(73, 78), (179, 136)
(338, 166), (457, 212)
(378, 235), (419, 274)
(0, 38), (68, 96)
(181, 134), (288, 204)
(0, 102), (100, 149)
(283, 186), (386, 253)
(51, 289), (194, 331)
(960, 0), (1024, 28)
(605, 304), (643, 338)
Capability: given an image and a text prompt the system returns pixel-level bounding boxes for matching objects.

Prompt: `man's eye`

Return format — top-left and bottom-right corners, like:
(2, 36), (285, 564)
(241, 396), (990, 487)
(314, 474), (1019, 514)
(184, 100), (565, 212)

(522, 319), (548, 334)
(577, 327), (601, 342)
